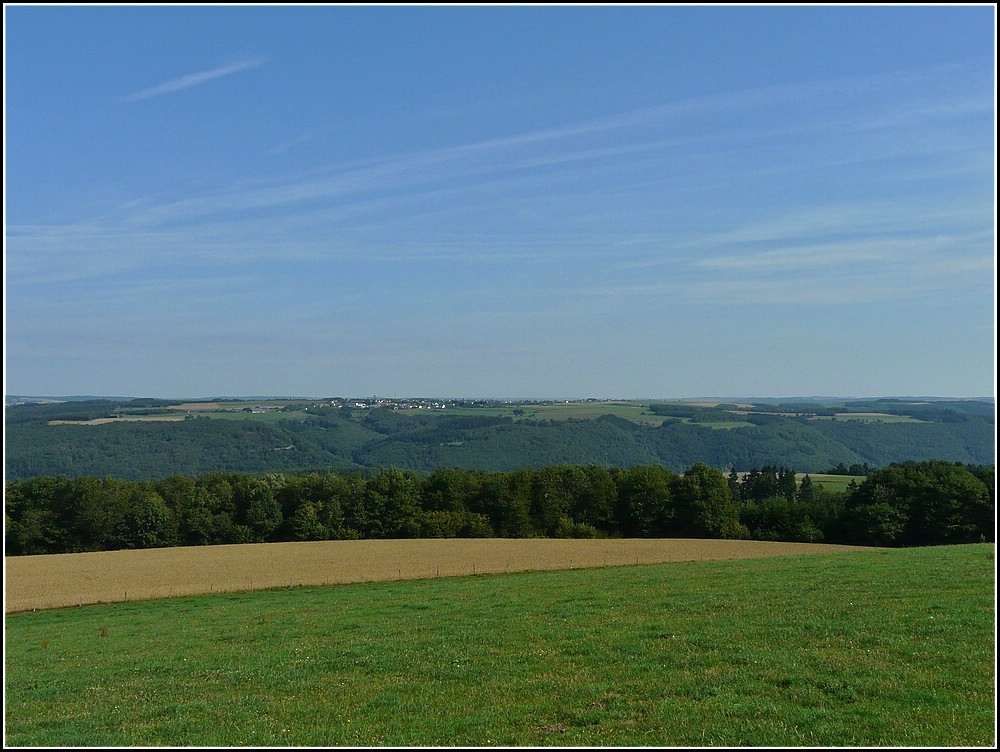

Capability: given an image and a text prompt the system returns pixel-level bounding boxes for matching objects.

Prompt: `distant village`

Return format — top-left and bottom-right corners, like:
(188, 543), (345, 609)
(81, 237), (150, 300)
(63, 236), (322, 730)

(323, 397), (601, 411)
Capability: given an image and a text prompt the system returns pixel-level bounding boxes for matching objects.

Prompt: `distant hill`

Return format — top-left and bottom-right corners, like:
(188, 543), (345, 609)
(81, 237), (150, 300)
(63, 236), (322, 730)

(3, 396), (994, 481)
(6, 394), (148, 403)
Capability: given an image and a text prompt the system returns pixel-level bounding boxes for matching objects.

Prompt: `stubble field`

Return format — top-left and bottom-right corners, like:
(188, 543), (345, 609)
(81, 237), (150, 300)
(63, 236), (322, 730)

(4, 538), (872, 613)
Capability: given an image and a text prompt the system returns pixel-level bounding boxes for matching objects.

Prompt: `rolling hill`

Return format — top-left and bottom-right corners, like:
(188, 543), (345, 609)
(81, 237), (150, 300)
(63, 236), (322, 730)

(3, 396), (994, 481)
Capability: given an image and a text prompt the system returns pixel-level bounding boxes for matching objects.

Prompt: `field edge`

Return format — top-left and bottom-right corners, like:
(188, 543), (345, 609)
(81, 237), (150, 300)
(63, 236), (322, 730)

(4, 538), (879, 614)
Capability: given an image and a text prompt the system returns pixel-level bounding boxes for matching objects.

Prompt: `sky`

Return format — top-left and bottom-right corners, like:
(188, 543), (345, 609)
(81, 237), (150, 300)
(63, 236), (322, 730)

(3, 4), (996, 400)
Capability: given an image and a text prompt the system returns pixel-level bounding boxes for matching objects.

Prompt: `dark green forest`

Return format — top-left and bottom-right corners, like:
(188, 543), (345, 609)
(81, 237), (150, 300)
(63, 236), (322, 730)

(5, 461), (994, 555)
(3, 397), (994, 481)
(5, 398), (993, 555)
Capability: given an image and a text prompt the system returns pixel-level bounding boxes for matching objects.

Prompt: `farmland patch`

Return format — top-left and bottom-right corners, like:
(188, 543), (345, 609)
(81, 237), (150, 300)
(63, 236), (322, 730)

(4, 538), (875, 613)
(48, 415), (187, 425)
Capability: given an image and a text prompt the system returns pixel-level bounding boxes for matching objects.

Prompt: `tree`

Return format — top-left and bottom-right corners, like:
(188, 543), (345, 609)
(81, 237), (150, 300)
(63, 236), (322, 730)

(843, 501), (907, 546)
(5, 505), (58, 555)
(967, 464), (995, 540)
(614, 465), (677, 536)
(234, 476), (283, 542)
(408, 509), (493, 538)
(472, 471), (534, 538)
(288, 501), (329, 541)
(364, 467), (421, 538)
(157, 476), (216, 545)
(4, 477), (69, 554)
(69, 476), (131, 551)
(196, 472), (239, 543)
(421, 468), (478, 513)
(567, 465), (618, 533)
(727, 467), (741, 502)
(671, 463), (740, 538)
(336, 473), (374, 538)
(740, 497), (794, 541)
(530, 466), (574, 537)
(777, 467), (798, 502)
(902, 462), (992, 545)
(845, 460), (992, 546)
(797, 474), (816, 504)
(740, 466), (797, 503)
(112, 488), (179, 549)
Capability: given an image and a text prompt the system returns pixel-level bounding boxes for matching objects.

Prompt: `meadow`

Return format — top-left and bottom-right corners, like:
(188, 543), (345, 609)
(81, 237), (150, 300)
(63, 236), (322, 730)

(4, 543), (995, 747)
(799, 473), (867, 494)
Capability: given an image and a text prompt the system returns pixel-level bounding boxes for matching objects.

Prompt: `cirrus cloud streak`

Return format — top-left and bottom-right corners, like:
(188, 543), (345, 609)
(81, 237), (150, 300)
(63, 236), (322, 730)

(121, 58), (267, 102)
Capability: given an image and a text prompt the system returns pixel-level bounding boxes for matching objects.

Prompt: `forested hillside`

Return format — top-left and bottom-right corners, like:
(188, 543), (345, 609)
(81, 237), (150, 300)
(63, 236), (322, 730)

(3, 397), (994, 481)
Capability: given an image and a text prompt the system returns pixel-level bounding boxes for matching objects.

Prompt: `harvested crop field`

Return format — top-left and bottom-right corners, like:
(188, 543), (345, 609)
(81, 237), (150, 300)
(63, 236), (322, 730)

(47, 415), (187, 425)
(4, 538), (876, 614)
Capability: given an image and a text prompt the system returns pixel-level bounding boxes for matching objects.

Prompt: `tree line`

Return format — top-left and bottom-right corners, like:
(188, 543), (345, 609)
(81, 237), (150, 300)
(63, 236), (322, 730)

(4, 460), (993, 556)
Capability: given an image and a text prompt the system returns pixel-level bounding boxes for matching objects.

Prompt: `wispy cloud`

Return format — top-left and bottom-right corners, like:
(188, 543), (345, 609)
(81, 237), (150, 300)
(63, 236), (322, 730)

(121, 58), (267, 102)
(11, 61), (991, 312)
(267, 128), (328, 157)
(92, 61), (980, 242)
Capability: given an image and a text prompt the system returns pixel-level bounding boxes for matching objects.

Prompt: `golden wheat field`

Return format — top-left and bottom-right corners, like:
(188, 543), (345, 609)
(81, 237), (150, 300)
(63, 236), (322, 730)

(3, 538), (877, 614)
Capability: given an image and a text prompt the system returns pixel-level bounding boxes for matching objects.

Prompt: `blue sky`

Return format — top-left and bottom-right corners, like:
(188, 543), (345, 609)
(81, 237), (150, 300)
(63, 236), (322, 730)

(4, 5), (996, 400)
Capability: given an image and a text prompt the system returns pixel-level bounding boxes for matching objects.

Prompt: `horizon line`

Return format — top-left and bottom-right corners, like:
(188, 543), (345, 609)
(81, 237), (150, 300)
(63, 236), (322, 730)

(5, 393), (995, 404)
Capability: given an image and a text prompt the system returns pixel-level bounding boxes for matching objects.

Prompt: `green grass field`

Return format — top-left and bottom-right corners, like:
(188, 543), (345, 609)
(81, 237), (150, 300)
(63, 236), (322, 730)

(799, 474), (867, 493)
(407, 400), (668, 425)
(51, 398), (928, 433)
(4, 544), (995, 747)
(191, 409), (313, 423)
